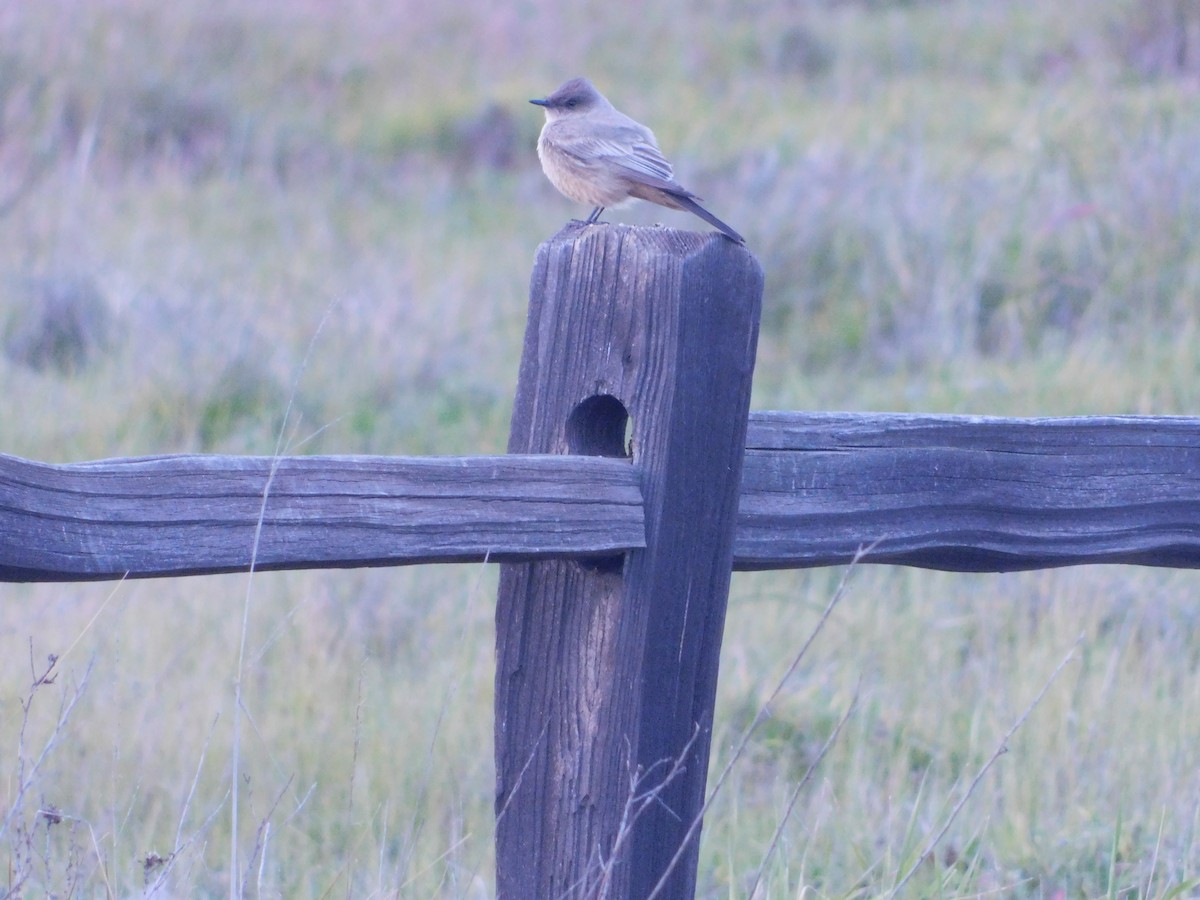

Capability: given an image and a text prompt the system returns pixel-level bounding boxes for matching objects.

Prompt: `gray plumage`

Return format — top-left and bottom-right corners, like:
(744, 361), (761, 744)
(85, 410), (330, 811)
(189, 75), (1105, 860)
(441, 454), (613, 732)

(530, 77), (744, 244)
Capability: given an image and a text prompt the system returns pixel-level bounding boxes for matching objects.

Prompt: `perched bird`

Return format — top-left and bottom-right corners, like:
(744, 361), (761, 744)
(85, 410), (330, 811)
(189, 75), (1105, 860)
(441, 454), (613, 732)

(530, 77), (744, 244)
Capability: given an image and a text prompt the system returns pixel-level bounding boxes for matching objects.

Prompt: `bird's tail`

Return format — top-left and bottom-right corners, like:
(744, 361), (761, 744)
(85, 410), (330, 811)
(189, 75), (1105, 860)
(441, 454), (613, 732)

(671, 193), (745, 244)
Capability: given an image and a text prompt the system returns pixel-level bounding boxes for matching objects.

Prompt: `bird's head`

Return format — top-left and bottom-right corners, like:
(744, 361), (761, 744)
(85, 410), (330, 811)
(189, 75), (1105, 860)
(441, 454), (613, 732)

(530, 77), (609, 120)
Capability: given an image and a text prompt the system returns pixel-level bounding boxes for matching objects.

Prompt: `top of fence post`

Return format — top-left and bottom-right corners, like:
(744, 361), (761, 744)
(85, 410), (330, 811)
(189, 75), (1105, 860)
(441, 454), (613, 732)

(495, 222), (763, 898)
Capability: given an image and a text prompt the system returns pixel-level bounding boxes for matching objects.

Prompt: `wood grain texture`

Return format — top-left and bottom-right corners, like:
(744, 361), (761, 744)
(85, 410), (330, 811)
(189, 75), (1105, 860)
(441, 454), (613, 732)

(5, 412), (1197, 582)
(0, 452), (643, 581)
(494, 223), (762, 900)
(736, 411), (1200, 572)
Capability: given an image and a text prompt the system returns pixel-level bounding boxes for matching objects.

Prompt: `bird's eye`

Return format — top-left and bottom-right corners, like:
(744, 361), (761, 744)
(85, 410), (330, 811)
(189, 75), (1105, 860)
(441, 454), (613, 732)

(565, 98), (578, 108)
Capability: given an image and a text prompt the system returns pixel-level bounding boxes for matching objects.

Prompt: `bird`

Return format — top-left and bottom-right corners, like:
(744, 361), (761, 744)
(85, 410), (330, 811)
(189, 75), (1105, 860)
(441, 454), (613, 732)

(529, 77), (744, 244)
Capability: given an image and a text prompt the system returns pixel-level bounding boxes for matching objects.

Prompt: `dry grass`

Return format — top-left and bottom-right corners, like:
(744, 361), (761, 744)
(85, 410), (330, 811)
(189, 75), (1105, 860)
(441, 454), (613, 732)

(2, 0), (1200, 895)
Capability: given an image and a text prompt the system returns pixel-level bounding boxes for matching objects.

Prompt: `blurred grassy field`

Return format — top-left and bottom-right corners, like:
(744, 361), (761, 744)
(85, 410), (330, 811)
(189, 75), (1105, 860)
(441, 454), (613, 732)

(2, 0), (1200, 896)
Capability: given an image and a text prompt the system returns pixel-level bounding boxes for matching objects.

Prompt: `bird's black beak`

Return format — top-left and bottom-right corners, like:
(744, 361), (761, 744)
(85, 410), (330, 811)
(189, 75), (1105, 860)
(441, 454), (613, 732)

(529, 98), (550, 107)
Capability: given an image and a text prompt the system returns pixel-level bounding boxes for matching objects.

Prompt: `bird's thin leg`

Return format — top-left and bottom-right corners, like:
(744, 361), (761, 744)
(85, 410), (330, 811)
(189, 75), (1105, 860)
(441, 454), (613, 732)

(585, 207), (605, 224)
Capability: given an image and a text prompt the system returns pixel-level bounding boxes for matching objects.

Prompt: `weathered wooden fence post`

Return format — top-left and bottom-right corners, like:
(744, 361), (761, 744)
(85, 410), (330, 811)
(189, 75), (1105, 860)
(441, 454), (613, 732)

(495, 223), (763, 898)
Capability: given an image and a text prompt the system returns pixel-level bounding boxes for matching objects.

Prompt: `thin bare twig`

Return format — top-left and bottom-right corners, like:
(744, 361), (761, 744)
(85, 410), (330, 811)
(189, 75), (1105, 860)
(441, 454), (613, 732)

(345, 656), (368, 900)
(238, 774), (293, 897)
(584, 727), (703, 900)
(889, 634), (1083, 897)
(645, 544), (871, 900)
(2, 653), (94, 840)
(231, 300), (338, 898)
(748, 681), (861, 897)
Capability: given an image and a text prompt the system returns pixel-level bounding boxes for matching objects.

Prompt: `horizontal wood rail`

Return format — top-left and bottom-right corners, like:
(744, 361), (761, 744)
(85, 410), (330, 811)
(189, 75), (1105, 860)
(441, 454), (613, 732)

(736, 411), (1200, 572)
(3, 413), (1198, 582)
(0, 453), (644, 581)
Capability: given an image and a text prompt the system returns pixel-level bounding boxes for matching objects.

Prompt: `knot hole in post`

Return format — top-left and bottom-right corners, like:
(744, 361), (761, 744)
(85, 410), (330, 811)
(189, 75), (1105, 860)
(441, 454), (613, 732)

(566, 394), (633, 573)
(566, 394), (632, 460)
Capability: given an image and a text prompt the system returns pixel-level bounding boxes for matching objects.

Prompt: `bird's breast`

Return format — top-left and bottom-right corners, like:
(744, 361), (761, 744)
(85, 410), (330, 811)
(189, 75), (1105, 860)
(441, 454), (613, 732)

(537, 127), (631, 208)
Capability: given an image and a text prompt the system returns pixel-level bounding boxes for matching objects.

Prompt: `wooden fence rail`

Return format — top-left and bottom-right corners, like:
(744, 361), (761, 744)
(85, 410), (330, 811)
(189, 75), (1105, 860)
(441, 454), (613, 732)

(737, 411), (1200, 572)
(5, 414), (1199, 582)
(0, 453), (645, 580)
(3, 223), (1200, 898)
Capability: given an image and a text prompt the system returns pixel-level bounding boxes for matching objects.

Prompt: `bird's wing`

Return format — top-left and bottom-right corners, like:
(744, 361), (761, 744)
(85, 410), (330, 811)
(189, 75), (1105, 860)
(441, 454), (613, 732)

(615, 133), (676, 182)
(556, 125), (679, 187)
